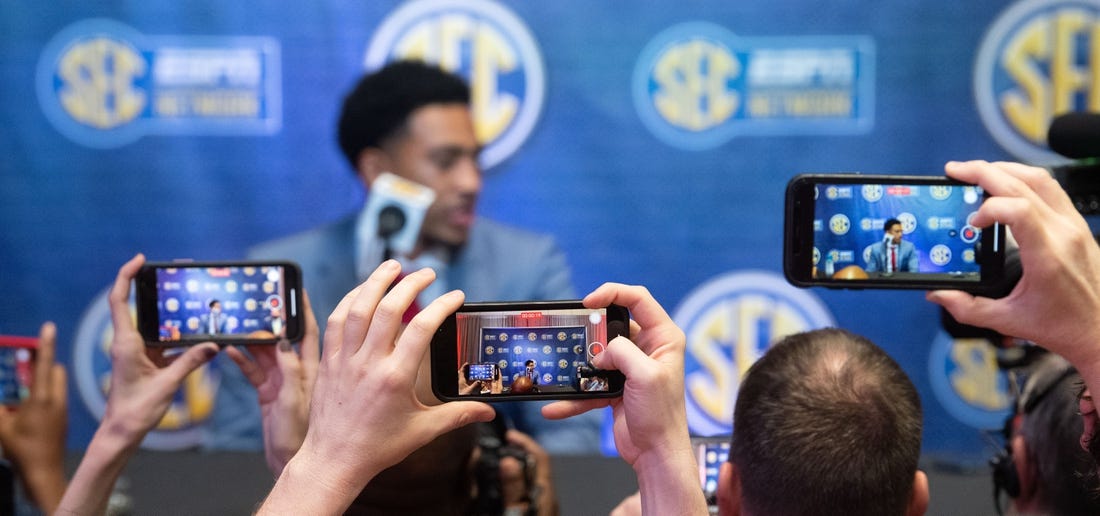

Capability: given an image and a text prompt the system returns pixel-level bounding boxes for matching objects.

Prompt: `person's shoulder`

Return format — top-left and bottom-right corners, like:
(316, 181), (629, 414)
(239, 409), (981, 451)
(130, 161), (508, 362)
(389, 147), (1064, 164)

(470, 217), (558, 246)
(247, 215), (357, 260)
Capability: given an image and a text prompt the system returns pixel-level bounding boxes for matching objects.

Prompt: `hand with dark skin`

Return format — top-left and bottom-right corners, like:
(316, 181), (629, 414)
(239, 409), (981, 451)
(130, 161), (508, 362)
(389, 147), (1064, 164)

(0, 322), (68, 513)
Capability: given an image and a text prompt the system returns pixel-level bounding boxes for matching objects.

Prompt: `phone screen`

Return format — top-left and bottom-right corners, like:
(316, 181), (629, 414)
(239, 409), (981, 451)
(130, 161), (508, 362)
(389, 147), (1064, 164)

(432, 302), (628, 401)
(0, 338), (35, 406)
(137, 261), (302, 345)
(466, 363), (497, 382)
(785, 174), (1005, 291)
(693, 437), (730, 512)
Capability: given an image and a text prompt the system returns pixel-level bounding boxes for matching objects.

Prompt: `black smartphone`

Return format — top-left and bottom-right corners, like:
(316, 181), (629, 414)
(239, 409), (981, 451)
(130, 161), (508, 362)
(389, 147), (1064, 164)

(135, 260), (304, 346)
(431, 301), (629, 402)
(0, 336), (36, 406)
(784, 174), (1007, 292)
(692, 435), (731, 514)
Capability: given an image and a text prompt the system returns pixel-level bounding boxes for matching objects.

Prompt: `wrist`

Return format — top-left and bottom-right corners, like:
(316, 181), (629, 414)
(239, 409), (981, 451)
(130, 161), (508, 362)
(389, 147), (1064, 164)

(263, 451), (374, 514)
(21, 466), (67, 512)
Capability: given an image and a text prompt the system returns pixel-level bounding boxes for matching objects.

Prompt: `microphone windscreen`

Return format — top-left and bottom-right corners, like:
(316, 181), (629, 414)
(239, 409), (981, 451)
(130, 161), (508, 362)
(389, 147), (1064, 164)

(1048, 112), (1100, 159)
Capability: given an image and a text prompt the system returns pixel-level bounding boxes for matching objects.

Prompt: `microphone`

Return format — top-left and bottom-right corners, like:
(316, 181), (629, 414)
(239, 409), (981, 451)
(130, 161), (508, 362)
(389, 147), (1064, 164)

(1046, 112), (1100, 214)
(362, 172), (436, 257)
(1048, 111), (1100, 159)
(377, 205), (406, 261)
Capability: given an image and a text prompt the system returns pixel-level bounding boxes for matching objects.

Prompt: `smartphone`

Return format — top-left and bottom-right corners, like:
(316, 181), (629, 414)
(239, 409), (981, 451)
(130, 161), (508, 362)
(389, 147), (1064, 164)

(0, 336), (36, 406)
(784, 174), (1007, 292)
(692, 436), (730, 514)
(465, 363), (498, 382)
(135, 260), (304, 346)
(431, 301), (629, 402)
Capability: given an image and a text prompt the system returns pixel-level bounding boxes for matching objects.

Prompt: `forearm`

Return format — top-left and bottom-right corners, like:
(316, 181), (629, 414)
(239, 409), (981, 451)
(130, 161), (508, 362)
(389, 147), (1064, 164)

(20, 465), (67, 514)
(633, 445), (707, 516)
(55, 418), (142, 515)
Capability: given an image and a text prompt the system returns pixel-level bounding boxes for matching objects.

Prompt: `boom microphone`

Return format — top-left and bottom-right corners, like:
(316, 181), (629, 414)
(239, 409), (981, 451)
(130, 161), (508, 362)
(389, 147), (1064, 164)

(1048, 111), (1100, 159)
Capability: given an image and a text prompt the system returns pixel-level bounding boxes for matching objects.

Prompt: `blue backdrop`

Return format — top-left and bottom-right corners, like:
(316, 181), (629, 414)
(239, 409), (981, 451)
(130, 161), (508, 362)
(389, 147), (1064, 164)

(2, 0), (1098, 464)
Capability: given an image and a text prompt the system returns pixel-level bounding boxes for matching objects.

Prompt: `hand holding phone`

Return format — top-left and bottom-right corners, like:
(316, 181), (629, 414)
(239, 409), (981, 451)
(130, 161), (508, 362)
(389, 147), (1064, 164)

(431, 301), (628, 402)
(784, 174), (1007, 291)
(135, 260), (304, 346)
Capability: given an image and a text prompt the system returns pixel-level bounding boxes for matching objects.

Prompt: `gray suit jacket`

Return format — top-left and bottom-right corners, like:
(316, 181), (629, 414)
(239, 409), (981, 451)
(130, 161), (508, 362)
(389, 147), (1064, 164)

(204, 215), (604, 454)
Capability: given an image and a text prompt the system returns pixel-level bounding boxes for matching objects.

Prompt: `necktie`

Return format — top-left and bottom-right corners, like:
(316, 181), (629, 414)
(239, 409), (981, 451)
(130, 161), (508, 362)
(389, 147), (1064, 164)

(891, 246), (897, 272)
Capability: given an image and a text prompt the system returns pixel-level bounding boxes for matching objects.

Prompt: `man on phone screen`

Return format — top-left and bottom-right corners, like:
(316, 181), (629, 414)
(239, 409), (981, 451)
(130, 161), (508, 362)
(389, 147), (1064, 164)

(867, 218), (919, 273)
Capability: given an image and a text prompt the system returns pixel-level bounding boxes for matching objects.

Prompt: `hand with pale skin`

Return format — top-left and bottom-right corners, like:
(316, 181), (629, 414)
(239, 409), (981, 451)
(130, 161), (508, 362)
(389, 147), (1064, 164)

(0, 322), (68, 513)
(542, 283), (706, 516)
(56, 254), (220, 516)
(926, 160), (1100, 403)
(259, 261), (496, 514)
(225, 291), (320, 477)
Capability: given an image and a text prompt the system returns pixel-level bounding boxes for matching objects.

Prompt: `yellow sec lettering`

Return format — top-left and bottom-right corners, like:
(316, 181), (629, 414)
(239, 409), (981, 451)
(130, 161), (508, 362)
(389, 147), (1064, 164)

(653, 39), (739, 131)
(390, 14), (518, 145)
(705, 46), (739, 125)
(1001, 18), (1051, 143)
(687, 301), (736, 424)
(948, 339), (1009, 411)
(393, 22), (434, 62)
(473, 24), (517, 143)
(1051, 10), (1094, 113)
(58, 38), (146, 129)
(435, 14), (474, 72)
(1001, 9), (1100, 143)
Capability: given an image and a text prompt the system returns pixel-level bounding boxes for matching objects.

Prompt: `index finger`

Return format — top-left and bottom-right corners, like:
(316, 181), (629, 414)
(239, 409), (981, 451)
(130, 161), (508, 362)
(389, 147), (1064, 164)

(298, 290), (320, 380)
(109, 254), (145, 334)
(32, 322), (57, 385)
(584, 283), (671, 331)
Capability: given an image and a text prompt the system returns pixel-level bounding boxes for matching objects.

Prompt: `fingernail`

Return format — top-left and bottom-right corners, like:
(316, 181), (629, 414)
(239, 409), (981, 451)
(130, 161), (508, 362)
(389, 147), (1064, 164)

(277, 339), (292, 352)
(202, 346), (218, 360)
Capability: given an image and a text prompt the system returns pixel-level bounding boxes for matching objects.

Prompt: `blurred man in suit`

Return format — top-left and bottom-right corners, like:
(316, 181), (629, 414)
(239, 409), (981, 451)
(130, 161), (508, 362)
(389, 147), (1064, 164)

(206, 58), (597, 458)
(867, 218), (919, 273)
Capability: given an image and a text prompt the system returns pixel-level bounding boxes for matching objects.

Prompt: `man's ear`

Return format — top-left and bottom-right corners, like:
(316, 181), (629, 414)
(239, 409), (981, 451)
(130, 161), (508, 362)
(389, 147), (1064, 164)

(717, 461), (741, 516)
(1011, 434), (1037, 501)
(355, 147), (391, 188)
(907, 470), (929, 516)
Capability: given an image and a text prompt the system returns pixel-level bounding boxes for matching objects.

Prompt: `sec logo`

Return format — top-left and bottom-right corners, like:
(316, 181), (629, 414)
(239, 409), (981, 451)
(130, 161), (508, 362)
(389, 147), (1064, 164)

(929, 185), (952, 201)
(365, 0), (545, 170)
(829, 214), (851, 235)
(897, 212), (917, 234)
(73, 288), (218, 450)
(861, 184), (884, 202)
(928, 331), (1011, 429)
(975, 0), (1100, 162)
(672, 271), (835, 435)
(929, 244), (952, 266)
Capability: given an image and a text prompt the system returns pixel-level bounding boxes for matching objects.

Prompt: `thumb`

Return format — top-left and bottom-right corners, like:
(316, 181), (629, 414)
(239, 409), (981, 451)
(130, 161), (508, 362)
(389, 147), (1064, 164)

(592, 336), (651, 380)
(426, 401), (495, 433)
(926, 290), (985, 326)
(162, 343), (219, 386)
